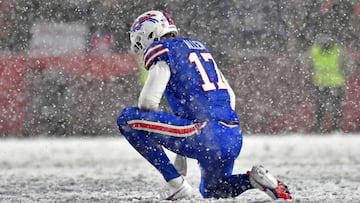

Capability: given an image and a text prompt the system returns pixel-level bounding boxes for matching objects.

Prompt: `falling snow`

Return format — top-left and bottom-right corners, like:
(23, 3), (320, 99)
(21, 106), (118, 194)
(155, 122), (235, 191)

(0, 0), (360, 202)
(0, 135), (359, 202)
(0, 0), (359, 136)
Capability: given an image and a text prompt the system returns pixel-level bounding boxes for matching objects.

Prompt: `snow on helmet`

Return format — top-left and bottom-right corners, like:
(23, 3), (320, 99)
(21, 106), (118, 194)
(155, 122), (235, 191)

(130, 10), (178, 53)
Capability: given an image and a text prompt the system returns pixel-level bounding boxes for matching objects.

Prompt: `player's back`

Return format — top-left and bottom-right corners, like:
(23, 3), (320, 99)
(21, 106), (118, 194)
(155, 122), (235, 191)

(144, 38), (238, 122)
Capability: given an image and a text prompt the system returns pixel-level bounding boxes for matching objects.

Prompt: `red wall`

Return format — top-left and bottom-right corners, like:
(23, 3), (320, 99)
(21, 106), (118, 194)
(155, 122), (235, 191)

(0, 56), (26, 135)
(1, 51), (359, 135)
(0, 53), (137, 136)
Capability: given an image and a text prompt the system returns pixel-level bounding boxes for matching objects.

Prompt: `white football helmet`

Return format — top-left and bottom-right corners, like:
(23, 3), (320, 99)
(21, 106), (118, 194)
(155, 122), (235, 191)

(130, 10), (178, 53)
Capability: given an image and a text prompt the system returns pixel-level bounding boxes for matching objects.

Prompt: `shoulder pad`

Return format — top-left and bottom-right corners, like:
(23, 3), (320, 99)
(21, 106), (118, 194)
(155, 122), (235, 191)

(144, 42), (170, 70)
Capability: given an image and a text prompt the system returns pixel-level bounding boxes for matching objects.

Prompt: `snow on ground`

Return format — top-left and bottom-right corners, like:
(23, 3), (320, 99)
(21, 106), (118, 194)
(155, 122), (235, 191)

(0, 134), (359, 203)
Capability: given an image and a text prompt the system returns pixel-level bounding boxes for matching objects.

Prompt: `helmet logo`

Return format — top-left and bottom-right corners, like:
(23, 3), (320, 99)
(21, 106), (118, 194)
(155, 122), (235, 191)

(162, 11), (174, 25)
(131, 13), (159, 32)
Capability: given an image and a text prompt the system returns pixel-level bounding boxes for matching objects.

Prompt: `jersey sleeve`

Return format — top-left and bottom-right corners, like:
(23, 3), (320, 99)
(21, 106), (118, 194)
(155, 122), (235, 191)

(143, 42), (170, 70)
(138, 61), (171, 111)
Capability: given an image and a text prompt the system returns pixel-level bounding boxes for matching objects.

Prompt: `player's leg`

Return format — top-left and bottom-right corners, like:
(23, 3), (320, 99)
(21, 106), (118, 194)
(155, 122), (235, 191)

(117, 107), (201, 200)
(117, 106), (199, 181)
(196, 121), (253, 198)
(198, 163), (292, 200)
(117, 106), (207, 156)
(198, 158), (253, 198)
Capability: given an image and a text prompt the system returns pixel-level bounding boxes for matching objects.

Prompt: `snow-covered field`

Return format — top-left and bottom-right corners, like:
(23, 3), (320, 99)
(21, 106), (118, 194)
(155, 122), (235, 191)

(0, 134), (359, 203)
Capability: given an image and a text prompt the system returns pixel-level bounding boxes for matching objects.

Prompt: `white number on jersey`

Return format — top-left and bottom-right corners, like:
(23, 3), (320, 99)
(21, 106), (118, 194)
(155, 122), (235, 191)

(188, 52), (227, 92)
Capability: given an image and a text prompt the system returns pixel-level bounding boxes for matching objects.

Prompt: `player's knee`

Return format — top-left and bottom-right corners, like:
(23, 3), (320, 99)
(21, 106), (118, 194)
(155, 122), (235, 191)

(117, 107), (139, 137)
(117, 107), (140, 127)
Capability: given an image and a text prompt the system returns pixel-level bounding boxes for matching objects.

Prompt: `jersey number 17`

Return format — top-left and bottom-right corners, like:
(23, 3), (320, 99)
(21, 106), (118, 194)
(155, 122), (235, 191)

(188, 52), (227, 92)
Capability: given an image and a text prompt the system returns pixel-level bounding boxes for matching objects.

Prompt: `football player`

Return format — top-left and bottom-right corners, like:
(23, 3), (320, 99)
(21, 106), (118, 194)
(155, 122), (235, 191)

(117, 10), (292, 200)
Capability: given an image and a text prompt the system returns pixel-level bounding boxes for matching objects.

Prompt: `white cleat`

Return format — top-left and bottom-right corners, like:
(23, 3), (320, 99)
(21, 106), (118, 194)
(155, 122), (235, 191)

(161, 176), (192, 200)
(248, 165), (292, 200)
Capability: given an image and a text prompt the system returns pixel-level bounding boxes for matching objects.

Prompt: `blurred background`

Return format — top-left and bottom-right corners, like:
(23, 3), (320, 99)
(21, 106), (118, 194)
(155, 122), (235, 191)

(0, 0), (360, 136)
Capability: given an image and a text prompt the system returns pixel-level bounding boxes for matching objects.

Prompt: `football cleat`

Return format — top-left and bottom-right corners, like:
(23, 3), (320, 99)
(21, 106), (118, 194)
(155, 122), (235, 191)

(161, 176), (192, 200)
(248, 165), (292, 200)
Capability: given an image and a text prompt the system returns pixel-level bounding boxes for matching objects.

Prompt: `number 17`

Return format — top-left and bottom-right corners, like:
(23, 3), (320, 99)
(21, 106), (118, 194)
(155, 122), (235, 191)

(188, 52), (227, 92)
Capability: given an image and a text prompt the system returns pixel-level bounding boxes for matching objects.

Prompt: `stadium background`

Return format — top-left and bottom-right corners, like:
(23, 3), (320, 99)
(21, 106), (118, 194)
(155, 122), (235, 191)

(0, 0), (360, 136)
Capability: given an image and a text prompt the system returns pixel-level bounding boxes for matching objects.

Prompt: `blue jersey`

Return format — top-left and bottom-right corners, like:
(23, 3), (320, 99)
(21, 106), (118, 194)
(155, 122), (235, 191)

(143, 38), (238, 122)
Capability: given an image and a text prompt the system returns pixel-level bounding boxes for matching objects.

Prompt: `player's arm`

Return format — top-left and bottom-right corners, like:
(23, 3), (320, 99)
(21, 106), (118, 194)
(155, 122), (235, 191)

(138, 61), (171, 111)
